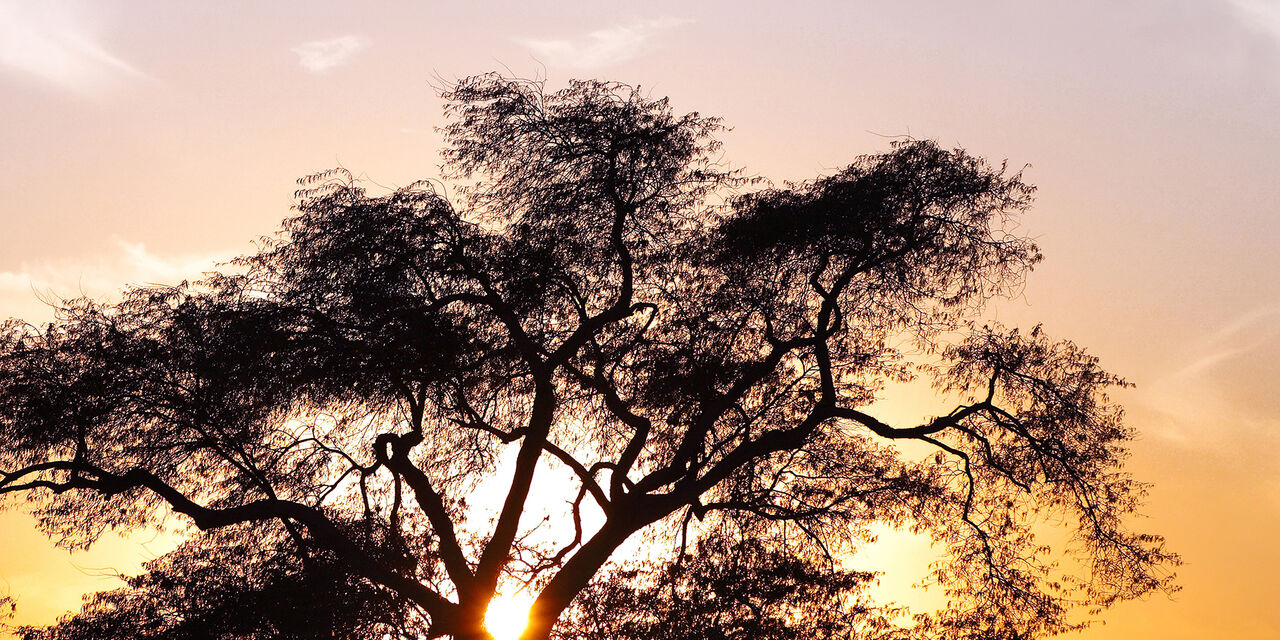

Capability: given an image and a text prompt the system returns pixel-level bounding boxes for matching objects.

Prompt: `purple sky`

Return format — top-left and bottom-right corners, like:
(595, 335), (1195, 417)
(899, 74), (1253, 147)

(2, 1), (1278, 637)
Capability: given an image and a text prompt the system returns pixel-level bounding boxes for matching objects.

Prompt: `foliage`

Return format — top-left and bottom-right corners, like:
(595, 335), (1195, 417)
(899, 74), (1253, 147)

(0, 73), (1176, 639)
(561, 536), (913, 640)
(18, 525), (421, 640)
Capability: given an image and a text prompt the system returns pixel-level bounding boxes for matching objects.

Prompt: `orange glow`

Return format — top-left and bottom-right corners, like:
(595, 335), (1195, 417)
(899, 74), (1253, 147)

(485, 594), (534, 640)
(3, 2), (1280, 638)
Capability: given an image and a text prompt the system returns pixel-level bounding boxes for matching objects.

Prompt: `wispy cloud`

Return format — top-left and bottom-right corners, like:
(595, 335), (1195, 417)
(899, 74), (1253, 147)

(0, 0), (145, 94)
(1137, 302), (1280, 451)
(1161, 304), (1280, 382)
(1204, 303), (1280, 344)
(515, 18), (691, 70)
(1230, 0), (1280, 41)
(291, 35), (369, 73)
(0, 239), (234, 323)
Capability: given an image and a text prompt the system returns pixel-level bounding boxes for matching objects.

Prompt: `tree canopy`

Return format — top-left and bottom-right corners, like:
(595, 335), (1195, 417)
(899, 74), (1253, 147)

(0, 74), (1176, 640)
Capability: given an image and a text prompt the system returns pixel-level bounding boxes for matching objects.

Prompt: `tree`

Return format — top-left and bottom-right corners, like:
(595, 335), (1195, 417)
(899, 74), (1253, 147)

(0, 74), (1176, 640)
(16, 525), (422, 640)
(562, 536), (913, 640)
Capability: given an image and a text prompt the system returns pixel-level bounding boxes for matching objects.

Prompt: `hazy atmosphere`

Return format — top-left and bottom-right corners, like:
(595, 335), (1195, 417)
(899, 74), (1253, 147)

(2, 1), (1278, 638)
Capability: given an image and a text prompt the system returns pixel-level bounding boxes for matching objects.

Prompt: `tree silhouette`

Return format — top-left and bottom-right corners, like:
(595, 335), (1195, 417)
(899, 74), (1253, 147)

(16, 525), (422, 640)
(561, 536), (915, 640)
(0, 74), (1176, 640)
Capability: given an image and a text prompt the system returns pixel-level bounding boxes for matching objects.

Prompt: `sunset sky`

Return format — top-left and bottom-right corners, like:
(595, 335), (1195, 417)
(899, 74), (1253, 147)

(2, 1), (1278, 637)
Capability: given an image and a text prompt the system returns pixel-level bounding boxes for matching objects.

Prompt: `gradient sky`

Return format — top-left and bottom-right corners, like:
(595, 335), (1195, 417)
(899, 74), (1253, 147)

(2, 1), (1278, 637)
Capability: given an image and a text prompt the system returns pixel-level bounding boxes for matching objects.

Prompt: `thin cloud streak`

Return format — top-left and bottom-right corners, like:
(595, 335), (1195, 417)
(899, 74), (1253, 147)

(0, 239), (234, 323)
(515, 18), (691, 70)
(1160, 303), (1280, 382)
(1204, 303), (1280, 344)
(1230, 0), (1280, 41)
(1137, 302), (1280, 453)
(291, 35), (369, 73)
(0, 0), (145, 94)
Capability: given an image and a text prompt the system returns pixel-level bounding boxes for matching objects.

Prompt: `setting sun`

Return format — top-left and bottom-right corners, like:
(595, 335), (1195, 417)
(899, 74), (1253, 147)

(485, 594), (534, 640)
(3, 3), (1280, 640)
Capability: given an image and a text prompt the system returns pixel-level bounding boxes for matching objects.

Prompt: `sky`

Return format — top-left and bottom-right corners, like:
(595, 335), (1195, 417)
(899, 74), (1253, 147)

(1, 0), (1278, 637)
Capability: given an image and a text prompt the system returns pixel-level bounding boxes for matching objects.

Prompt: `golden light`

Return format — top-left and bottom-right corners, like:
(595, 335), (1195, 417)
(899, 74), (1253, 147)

(484, 594), (534, 640)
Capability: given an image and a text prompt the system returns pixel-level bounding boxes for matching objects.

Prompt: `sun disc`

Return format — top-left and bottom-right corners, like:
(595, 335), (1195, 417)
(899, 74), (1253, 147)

(484, 594), (533, 640)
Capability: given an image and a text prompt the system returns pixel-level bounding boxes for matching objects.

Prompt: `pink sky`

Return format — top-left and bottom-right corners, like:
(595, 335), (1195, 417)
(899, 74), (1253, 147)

(2, 1), (1278, 637)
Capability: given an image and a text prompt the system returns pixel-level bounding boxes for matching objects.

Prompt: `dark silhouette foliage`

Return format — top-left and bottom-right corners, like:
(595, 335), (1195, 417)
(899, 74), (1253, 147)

(18, 526), (421, 640)
(0, 74), (1176, 640)
(563, 537), (912, 640)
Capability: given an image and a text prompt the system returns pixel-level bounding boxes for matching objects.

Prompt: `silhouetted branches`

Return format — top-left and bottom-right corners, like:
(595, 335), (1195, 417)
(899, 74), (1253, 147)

(0, 74), (1176, 640)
